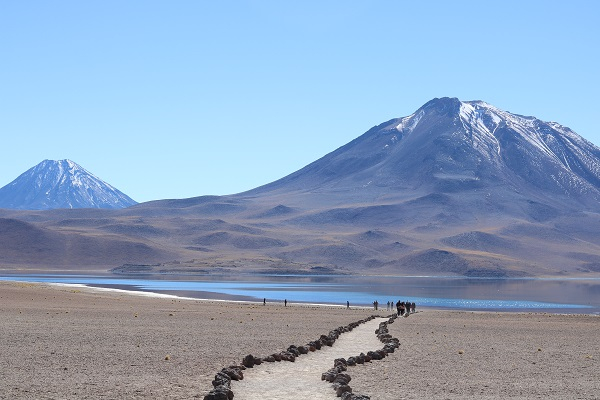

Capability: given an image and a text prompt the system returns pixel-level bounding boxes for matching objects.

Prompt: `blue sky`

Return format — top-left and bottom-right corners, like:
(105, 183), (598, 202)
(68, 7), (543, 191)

(1, 1), (599, 203)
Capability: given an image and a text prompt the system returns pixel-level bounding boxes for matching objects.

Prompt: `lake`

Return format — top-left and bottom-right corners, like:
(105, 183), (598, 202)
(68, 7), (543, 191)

(1, 274), (599, 314)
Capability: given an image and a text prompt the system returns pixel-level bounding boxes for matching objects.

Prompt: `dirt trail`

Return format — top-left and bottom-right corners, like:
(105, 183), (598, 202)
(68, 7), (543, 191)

(233, 317), (387, 399)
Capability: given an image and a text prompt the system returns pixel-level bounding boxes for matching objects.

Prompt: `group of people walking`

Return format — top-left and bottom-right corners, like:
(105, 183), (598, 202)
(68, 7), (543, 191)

(371, 300), (416, 316)
(267, 298), (416, 313)
(390, 300), (415, 316)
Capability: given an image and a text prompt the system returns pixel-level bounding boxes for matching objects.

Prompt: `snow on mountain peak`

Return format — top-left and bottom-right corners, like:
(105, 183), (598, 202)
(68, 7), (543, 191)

(0, 159), (137, 210)
(395, 109), (425, 135)
(391, 98), (599, 201)
(443, 99), (593, 171)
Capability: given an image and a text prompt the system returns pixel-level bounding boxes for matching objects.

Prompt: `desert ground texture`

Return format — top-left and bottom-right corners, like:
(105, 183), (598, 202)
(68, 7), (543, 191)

(1, 281), (598, 399)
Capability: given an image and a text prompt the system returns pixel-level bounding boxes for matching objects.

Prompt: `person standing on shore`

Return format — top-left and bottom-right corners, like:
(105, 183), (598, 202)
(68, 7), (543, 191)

(284, 299), (287, 307)
(347, 301), (350, 309)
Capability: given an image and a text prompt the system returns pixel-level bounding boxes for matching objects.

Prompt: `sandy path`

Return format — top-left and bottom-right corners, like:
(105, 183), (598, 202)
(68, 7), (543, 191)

(233, 317), (387, 399)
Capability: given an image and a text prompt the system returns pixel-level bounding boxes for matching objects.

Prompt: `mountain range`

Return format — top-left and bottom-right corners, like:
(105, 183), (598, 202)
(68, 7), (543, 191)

(0, 159), (137, 210)
(1, 98), (599, 277)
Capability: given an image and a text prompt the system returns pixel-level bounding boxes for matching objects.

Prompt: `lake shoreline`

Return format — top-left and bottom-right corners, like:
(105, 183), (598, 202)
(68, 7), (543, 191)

(2, 272), (599, 314)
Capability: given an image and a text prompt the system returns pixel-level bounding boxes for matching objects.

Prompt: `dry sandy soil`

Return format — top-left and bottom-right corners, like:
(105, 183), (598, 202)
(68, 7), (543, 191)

(1, 281), (599, 399)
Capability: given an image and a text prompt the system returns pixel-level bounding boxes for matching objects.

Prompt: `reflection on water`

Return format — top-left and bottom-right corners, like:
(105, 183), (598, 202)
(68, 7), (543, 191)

(1, 274), (599, 314)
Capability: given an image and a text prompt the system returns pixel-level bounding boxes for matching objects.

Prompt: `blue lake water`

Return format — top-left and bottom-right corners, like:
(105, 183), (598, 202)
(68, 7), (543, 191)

(1, 274), (599, 314)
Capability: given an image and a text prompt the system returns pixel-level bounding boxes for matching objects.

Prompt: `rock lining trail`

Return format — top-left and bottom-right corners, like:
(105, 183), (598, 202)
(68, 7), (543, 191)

(232, 317), (389, 399)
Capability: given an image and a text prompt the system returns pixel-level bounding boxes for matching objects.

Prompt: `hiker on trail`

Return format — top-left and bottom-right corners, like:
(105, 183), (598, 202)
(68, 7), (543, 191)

(373, 300), (378, 310)
(411, 302), (416, 313)
(396, 300), (401, 316)
(386, 301), (390, 311)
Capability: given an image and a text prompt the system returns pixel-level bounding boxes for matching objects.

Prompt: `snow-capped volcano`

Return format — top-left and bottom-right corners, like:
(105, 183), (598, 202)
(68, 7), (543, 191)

(247, 97), (600, 212)
(0, 159), (137, 210)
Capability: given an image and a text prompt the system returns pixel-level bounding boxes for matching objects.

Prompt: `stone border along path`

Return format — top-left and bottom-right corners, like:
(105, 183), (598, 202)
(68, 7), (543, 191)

(203, 314), (401, 400)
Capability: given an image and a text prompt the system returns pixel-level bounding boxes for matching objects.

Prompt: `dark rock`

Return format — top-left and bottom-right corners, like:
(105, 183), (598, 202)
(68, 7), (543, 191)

(321, 370), (337, 382)
(287, 345), (300, 356)
(297, 345), (309, 354)
(336, 384), (352, 397)
(334, 358), (347, 367)
(211, 372), (230, 387)
(335, 365), (347, 374)
(341, 394), (370, 400)
(333, 373), (351, 385)
(203, 385), (234, 400)
(279, 351), (296, 362)
(220, 367), (243, 381)
(308, 340), (321, 350)
(346, 357), (356, 366)
(334, 363), (347, 372)
(343, 395), (370, 400)
(242, 354), (255, 368)
(333, 359), (347, 371)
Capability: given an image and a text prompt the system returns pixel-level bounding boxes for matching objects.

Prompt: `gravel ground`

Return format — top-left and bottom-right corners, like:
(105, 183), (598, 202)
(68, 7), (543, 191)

(349, 311), (600, 399)
(0, 281), (379, 399)
(1, 281), (599, 399)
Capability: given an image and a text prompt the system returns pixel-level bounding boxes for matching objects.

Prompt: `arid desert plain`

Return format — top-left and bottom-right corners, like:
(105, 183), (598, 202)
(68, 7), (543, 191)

(1, 280), (599, 399)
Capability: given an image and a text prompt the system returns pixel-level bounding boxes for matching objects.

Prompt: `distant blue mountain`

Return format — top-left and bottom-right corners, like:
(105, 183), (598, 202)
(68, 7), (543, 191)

(0, 159), (137, 210)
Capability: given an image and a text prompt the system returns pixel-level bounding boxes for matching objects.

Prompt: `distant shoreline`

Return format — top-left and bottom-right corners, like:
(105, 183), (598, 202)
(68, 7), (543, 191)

(2, 273), (599, 315)
(3, 267), (600, 279)
(44, 281), (377, 310)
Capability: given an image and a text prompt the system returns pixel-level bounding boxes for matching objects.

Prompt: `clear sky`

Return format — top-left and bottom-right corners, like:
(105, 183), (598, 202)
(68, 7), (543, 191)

(1, 1), (599, 203)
